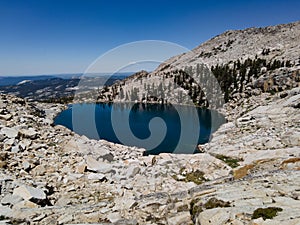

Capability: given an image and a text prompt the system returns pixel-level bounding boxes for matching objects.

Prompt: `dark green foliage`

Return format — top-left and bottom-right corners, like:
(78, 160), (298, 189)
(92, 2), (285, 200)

(269, 59), (282, 70)
(285, 60), (292, 67)
(211, 63), (234, 102)
(269, 89), (276, 95)
(145, 214), (165, 224)
(177, 204), (189, 212)
(190, 199), (203, 223)
(199, 51), (213, 58)
(252, 207), (283, 220)
(215, 154), (241, 168)
(42, 95), (74, 104)
(173, 169), (208, 185)
(95, 55), (292, 106)
(173, 69), (209, 107)
(130, 88), (139, 101)
(0, 215), (7, 220)
(210, 57), (290, 102)
(102, 86), (109, 92)
(226, 39), (234, 48)
(173, 56), (289, 106)
(262, 48), (270, 55)
(185, 170), (208, 185)
(204, 197), (231, 209)
(119, 88), (124, 99)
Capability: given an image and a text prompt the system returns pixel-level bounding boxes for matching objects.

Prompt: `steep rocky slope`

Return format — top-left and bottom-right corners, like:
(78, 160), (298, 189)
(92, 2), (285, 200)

(161, 21), (300, 68)
(98, 21), (300, 108)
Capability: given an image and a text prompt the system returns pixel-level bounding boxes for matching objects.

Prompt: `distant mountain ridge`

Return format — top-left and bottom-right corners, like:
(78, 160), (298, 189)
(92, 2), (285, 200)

(0, 75), (58, 86)
(0, 73), (133, 87)
(0, 73), (131, 102)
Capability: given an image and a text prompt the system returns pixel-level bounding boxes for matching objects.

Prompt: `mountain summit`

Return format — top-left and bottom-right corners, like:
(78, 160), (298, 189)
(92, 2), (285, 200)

(98, 21), (300, 108)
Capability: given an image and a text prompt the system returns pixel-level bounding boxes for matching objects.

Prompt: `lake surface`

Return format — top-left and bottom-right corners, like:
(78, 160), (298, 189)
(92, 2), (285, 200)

(54, 103), (225, 155)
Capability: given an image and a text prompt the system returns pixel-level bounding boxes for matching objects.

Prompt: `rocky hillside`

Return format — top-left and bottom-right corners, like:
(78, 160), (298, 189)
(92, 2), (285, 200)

(98, 21), (300, 108)
(161, 21), (300, 68)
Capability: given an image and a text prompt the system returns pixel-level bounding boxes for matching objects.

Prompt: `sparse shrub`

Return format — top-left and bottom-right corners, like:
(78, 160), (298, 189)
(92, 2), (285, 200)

(215, 154), (241, 168)
(190, 198), (203, 223)
(173, 169), (208, 185)
(185, 170), (208, 185)
(177, 204), (189, 212)
(252, 207), (283, 220)
(204, 197), (230, 209)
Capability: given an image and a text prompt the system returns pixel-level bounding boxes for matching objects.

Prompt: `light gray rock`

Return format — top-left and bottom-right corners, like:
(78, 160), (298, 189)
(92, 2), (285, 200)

(42, 118), (52, 125)
(100, 153), (114, 162)
(19, 139), (32, 150)
(0, 127), (18, 138)
(31, 165), (46, 176)
(126, 166), (141, 178)
(57, 214), (73, 225)
(87, 173), (107, 181)
(0, 220), (12, 225)
(0, 205), (12, 218)
(3, 138), (14, 146)
(167, 211), (193, 225)
(18, 128), (38, 139)
(85, 156), (112, 174)
(22, 160), (31, 171)
(11, 145), (20, 153)
(0, 114), (12, 121)
(282, 93), (300, 107)
(12, 200), (39, 209)
(107, 212), (122, 223)
(281, 132), (300, 147)
(55, 196), (71, 207)
(138, 192), (170, 208)
(13, 185), (47, 204)
(1, 193), (23, 206)
(263, 139), (284, 149)
(197, 208), (232, 225)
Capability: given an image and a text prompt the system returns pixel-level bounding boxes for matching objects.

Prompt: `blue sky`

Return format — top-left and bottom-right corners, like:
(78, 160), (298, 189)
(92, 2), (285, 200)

(0, 0), (299, 76)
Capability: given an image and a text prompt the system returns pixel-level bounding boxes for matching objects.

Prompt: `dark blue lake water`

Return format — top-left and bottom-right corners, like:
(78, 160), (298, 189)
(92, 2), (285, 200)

(54, 103), (225, 155)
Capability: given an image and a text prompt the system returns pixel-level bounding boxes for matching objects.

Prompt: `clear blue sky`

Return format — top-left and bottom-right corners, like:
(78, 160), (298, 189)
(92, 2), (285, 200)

(0, 0), (299, 76)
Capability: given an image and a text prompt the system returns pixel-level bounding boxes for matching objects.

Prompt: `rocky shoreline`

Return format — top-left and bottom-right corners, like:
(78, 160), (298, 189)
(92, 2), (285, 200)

(0, 85), (299, 224)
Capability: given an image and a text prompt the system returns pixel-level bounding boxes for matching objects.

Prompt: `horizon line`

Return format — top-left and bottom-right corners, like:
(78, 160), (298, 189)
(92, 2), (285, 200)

(0, 71), (143, 78)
